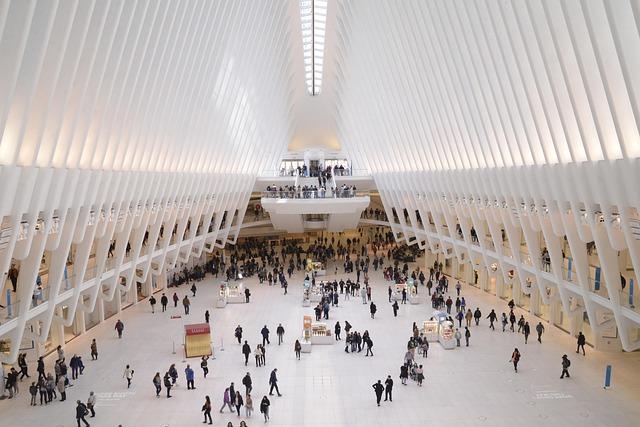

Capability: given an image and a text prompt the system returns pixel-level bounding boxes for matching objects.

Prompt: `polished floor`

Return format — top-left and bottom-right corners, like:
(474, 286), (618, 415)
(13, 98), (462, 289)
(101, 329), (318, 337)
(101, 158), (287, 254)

(2, 258), (640, 427)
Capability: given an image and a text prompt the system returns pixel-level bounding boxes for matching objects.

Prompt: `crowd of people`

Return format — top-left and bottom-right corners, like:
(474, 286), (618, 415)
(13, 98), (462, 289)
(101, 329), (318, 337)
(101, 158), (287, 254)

(1, 230), (592, 426)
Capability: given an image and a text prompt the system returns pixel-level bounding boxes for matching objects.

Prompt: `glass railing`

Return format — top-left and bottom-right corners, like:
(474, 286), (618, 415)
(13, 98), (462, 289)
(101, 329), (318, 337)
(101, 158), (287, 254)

(261, 189), (368, 199)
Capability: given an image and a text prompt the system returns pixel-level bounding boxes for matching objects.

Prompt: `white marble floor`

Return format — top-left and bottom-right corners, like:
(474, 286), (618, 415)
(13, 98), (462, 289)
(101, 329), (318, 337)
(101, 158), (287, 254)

(2, 258), (640, 427)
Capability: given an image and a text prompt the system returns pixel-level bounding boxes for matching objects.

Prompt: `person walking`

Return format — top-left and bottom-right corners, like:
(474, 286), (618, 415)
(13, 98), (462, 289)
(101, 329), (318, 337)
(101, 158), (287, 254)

(191, 283), (197, 297)
(365, 336), (374, 356)
(57, 375), (67, 401)
(235, 325), (243, 344)
(219, 388), (233, 413)
(454, 328), (462, 347)
(415, 365), (425, 386)
(294, 340), (302, 360)
(384, 375), (393, 402)
(523, 322), (531, 344)
(242, 341), (251, 366)
(487, 309), (497, 330)
(400, 365), (409, 385)
(235, 391), (244, 416)
(372, 380), (384, 406)
(370, 301), (377, 319)
(268, 368), (281, 396)
(153, 372), (162, 397)
(149, 295), (156, 313)
(115, 319), (124, 338)
(255, 345), (263, 367)
(464, 327), (471, 346)
(536, 322), (545, 343)
(183, 295), (190, 315)
(202, 395), (213, 424)
(388, 285), (392, 302)
(260, 395), (271, 422)
(509, 311), (516, 332)
(242, 372), (252, 394)
(185, 364), (195, 390)
(261, 325), (271, 346)
(576, 332), (586, 355)
(245, 393), (253, 417)
(123, 365), (134, 389)
(456, 310), (463, 327)
(201, 356), (209, 378)
(560, 354), (571, 378)
(276, 324), (285, 345)
(87, 391), (96, 417)
(473, 308), (481, 326)
(501, 313), (508, 332)
(75, 400), (90, 427)
(510, 348), (521, 373)
(392, 300), (399, 317)
(205, 310), (210, 324)
(160, 293), (168, 311)
(172, 292), (179, 308)
(245, 287), (251, 303)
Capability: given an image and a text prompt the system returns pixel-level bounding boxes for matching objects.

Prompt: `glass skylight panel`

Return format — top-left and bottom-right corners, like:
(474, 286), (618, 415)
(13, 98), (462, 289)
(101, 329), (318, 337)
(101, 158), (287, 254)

(299, 0), (327, 95)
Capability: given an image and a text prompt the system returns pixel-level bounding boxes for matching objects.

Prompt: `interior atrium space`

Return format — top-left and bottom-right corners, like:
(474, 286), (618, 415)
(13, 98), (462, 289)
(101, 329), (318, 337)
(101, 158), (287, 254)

(1, 1), (640, 426)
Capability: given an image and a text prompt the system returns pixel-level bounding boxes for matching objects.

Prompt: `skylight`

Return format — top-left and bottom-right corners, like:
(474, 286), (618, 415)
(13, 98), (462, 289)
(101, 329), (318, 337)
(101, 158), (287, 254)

(299, 0), (327, 96)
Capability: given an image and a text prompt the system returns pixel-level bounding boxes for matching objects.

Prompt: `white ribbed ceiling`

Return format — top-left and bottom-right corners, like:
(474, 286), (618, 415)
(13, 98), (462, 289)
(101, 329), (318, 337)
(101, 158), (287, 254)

(1, 0), (639, 176)
(334, 0), (640, 173)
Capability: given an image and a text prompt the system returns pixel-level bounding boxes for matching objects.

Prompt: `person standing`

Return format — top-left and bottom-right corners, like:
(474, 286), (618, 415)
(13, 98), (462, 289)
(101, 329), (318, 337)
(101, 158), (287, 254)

(464, 327), (471, 346)
(115, 319), (124, 338)
(294, 340), (301, 360)
(523, 322), (531, 344)
(75, 400), (90, 427)
(465, 309), (473, 327)
(454, 328), (462, 347)
(201, 356), (209, 378)
(400, 365), (409, 385)
(501, 313), (508, 332)
(185, 364), (195, 390)
(334, 322), (341, 340)
(242, 341), (252, 366)
(123, 365), (134, 389)
(153, 372), (162, 397)
(183, 295), (190, 315)
(245, 393), (253, 417)
(245, 287), (251, 303)
(536, 322), (545, 343)
(87, 391), (96, 417)
(401, 288), (407, 304)
(29, 382), (37, 406)
(392, 300), (399, 317)
(149, 295), (156, 313)
(560, 354), (571, 378)
(191, 283), (197, 297)
(384, 375), (393, 402)
(261, 325), (271, 346)
(388, 285), (392, 303)
(172, 292), (179, 308)
(260, 395), (271, 422)
(160, 293), (168, 312)
(370, 301), (377, 319)
(372, 380), (384, 406)
(205, 310), (210, 324)
(276, 324), (285, 345)
(163, 372), (173, 398)
(57, 375), (66, 401)
(510, 348), (521, 373)
(576, 332), (586, 355)
(202, 395), (213, 424)
(268, 368), (281, 396)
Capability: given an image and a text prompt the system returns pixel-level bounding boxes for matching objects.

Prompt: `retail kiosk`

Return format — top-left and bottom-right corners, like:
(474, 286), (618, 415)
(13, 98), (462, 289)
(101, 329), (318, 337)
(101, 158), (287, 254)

(309, 322), (334, 345)
(422, 320), (439, 342)
(184, 323), (213, 358)
(300, 315), (313, 353)
(306, 260), (326, 276)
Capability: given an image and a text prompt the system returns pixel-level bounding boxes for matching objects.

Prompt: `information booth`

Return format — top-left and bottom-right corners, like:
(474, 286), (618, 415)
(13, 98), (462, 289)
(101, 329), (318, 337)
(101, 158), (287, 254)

(184, 323), (212, 358)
